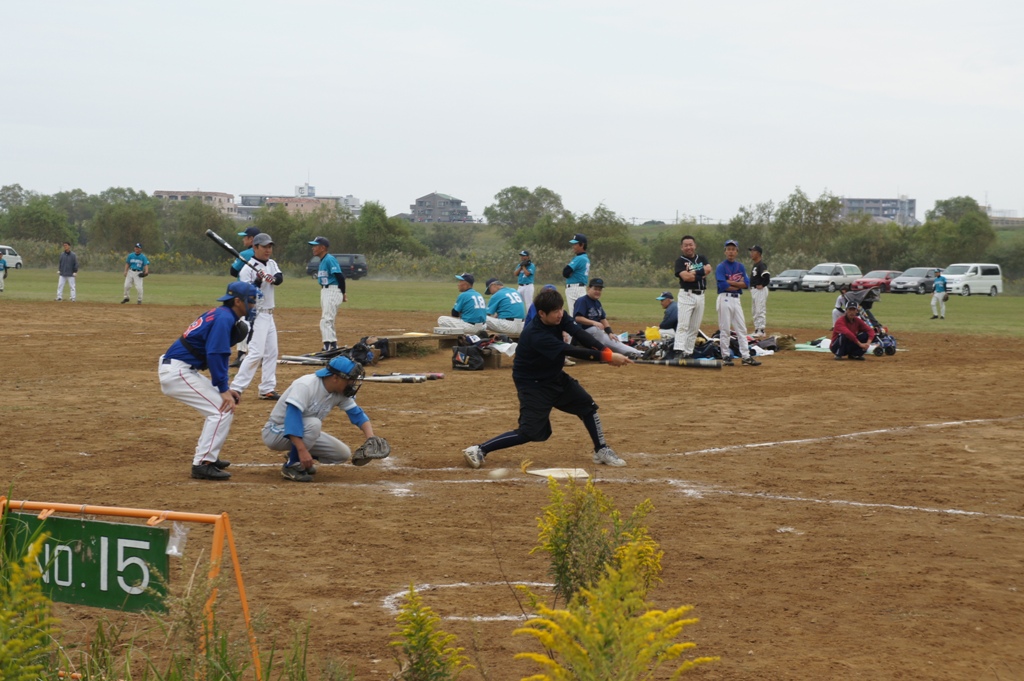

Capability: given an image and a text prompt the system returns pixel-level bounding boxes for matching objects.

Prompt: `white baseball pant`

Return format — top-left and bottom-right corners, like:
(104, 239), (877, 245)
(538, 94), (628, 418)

(716, 293), (750, 359)
(931, 292), (946, 317)
(56, 275), (76, 301)
(159, 357), (233, 466)
(517, 284), (535, 308)
(124, 271), (144, 302)
(262, 418), (351, 463)
(565, 284), (585, 313)
(582, 326), (643, 356)
(320, 285), (343, 343)
(230, 310), (278, 394)
(672, 290), (706, 354)
(0, 273), (5, 292)
(750, 286), (768, 331)
(486, 317), (524, 335)
(435, 317), (485, 335)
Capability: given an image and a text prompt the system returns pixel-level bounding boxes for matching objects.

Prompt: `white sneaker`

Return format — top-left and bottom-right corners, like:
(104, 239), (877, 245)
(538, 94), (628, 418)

(593, 446), (626, 467)
(463, 445), (484, 469)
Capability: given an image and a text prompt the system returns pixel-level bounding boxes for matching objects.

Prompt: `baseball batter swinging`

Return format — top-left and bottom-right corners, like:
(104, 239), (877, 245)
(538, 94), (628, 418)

(309, 236), (346, 352)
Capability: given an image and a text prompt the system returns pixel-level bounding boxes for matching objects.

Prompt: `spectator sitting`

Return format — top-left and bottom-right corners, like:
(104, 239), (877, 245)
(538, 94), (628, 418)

(655, 291), (677, 342)
(436, 273), (486, 335)
(573, 278), (643, 357)
(484, 278), (526, 335)
(831, 300), (875, 361)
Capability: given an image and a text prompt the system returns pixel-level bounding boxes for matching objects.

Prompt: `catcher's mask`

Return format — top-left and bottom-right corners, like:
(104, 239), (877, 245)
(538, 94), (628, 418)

(316, 356), (364, 397)
(220, 281), (261, 321)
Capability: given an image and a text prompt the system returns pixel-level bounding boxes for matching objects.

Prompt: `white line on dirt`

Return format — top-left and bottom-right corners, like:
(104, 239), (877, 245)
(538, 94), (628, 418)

(382, 581), (552, 621)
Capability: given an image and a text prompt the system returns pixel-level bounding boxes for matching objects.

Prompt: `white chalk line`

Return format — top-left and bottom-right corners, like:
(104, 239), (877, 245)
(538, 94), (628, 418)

(677, 415), (1023, 457)
(382, 581), (552, 622)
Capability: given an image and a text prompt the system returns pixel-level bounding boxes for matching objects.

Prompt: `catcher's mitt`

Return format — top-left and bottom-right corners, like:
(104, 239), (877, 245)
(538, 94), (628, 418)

(138, 271), (149, 278)
(351, 436), (391, 466)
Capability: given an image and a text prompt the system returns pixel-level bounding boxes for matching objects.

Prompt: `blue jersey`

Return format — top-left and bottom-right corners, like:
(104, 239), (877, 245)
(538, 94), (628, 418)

(573, 294), (606, 324)
(453, 290), (487, 324)
(933, 275), (947, 293)
(716, 260), (749, 295)
(232, 248), (255, 277)
(163, 306), (240, 393)
(126, 252), (150, 271)
(564, 253), (590, 285)
(659, 301), (678, 330)
(515, 261), (536, 285)
(0, 258), (6, 273)
(317, 253), (345, 290)
(487, 287), (525, 319)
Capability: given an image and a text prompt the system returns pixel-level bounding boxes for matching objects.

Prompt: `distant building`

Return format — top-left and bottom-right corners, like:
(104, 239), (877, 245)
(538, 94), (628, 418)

(154, 190), (236, 216)
(409, 192), (472, 223)
(236, 190), (363, 220)
(986, 207), (1024, 229)
(265, 197), (335, 215)
(840, 196), (917, 226)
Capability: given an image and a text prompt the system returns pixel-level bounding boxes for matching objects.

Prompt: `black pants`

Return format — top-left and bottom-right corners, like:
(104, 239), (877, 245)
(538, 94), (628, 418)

(831, 331), (869, 358)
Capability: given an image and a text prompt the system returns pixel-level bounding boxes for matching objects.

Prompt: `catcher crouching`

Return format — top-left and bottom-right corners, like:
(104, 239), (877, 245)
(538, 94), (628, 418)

(261, 356), (390, 482)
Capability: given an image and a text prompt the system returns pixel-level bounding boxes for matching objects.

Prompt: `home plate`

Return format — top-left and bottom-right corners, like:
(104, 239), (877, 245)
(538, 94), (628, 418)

(526, 468), (590, 480)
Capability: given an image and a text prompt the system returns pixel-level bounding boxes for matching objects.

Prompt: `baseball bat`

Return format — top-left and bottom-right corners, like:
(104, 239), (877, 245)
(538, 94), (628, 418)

(363, 375), (426, 383)
(373, 372), (445, 380)
(634, 358), (722, 369)
(205, 229), (267, 275)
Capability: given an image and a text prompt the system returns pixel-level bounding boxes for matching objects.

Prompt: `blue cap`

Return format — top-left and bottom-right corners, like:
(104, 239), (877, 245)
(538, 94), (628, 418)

(656, 291), (673, 300)
(725, 239), (738, 248)
(455, 272), (474, 285)
(134, 243), (142, 248)
(316, 355), (359, 379)
(238, 227), (261, 237)
(569, 233), (587, 245)
(308, 236), (329, 247)
(519, 250), (530, 256)
(218, 281), (260, 302)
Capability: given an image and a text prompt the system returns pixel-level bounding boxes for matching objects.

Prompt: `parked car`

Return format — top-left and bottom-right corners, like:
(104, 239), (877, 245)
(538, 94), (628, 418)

(800, 263), (863, 292)
(851, 270), (902, 292)
(943, 263), (1003, 297)
(305, 253), (369, 280)
(889, 267), (942, 294)
(768, 269), (809, 291)
(0, 245), (23, 269)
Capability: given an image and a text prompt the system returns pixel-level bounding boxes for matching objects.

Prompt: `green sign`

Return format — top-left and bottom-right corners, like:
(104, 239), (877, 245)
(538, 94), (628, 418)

(5, 512), (169, 613)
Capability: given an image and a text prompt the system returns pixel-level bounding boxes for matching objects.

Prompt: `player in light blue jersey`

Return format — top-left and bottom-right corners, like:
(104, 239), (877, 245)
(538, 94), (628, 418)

(484, 277), (526, 334)
(309, 236), (347, 351)
(436, 272), (487, 334)
(563, 233), (590, 314)
(229, 226), (260, 366)
(514, 249), (536, 308)
(122, 243), (150, 304)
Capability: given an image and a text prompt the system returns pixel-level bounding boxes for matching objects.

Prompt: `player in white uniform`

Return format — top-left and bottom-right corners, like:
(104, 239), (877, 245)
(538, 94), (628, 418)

(514, 250), (536, 309)
(309, 236), (346, 351)
(230, 233), (284, 400)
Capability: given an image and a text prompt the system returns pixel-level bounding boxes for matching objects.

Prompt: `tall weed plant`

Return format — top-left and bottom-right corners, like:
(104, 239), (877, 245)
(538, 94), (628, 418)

(390, 584), (471, 681)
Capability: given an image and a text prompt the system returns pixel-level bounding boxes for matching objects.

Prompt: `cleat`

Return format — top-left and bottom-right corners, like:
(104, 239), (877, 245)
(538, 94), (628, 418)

(593, 446), (626, 467)
(259, 391), (281, 401)
(229, 351), (246, 368)
(462, 445), (484, 469)
(121, 297), (130, 304)
(850, 355), (866, 361)
(742, 356), (761, 366)
(211, 459), (231, 470)
(191, 463), (231, 480)
(281, 463), (313, 482)
(930, 315), (938, 319)
(722, 358), (734, 366)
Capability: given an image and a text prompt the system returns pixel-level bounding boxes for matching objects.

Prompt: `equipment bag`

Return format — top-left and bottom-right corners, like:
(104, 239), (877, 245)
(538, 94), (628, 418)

(452, 345), (485, 371)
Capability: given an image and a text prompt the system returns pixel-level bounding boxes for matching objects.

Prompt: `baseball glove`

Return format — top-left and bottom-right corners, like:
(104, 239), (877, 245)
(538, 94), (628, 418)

(138, 271), (149, 278)
(351, 436), (391, 466)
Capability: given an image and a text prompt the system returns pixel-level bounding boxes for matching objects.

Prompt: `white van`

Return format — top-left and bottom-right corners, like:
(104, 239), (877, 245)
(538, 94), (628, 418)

(943, 263), (1003, 297)
(0, 245), (22, 269)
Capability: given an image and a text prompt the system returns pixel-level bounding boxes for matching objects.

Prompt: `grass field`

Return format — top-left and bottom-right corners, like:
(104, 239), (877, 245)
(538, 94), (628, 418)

(5, 268), (1021, 337)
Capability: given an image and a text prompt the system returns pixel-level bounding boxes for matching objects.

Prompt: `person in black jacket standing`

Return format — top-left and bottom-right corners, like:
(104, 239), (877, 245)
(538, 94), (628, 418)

(56, 241), (78, 302)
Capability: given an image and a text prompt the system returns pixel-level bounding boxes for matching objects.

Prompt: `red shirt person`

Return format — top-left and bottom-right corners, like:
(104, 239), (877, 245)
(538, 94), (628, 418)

(830, 301), (876, 361)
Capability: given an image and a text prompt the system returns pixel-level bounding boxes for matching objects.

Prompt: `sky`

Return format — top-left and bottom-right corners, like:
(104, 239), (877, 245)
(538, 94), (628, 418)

(2, 0), (1022, 225)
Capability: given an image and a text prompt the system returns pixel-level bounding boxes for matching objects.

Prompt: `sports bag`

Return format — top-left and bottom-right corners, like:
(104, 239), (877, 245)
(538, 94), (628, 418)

(452, 345), (485, 371)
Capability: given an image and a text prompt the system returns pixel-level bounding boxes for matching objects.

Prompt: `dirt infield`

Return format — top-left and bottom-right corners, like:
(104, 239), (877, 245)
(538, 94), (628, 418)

(4, 300), (1023, 680)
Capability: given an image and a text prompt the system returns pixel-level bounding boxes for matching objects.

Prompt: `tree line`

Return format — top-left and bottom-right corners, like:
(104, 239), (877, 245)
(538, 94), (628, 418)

(1, 183), (1021, 284)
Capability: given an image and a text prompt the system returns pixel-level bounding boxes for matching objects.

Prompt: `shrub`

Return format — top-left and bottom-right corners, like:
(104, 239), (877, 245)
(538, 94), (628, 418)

(390, 583), (471, 681)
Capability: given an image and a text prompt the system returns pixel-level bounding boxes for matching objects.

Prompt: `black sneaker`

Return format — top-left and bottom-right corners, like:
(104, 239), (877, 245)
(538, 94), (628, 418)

(229, 352), (246, 368)
(930, 315), (938, 320)
(850, 355), (866, 361)
(191, 463), (231, 480)
(259, 391), (281, 401)
(742, 356), (761, 366)
(281, 463), (313, 482)
(722, 358), (735, 366)
(211, 459), (231, 470)
(121, 297), (129, 304)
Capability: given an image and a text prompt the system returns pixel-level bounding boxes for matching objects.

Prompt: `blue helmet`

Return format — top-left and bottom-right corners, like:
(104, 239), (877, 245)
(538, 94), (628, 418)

(316, 355), (364, 397)
(218, 281), (260, 305)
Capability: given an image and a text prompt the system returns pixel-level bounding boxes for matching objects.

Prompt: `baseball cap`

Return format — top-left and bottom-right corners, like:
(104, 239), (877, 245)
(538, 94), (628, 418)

(253, 233), (274, 246)
(484, 277), (500, 290)
(656, 291), (674, 300)
(308, 236), (330, 247)
(588, 278), (605, 288)
(569, 233), (588, 245)
(316, 355), (363, 379)
(748, 245), (763, 253)
(134, 243), (142, 248)
(238, 227), (261, 237)
(845, 300), (860, 310)
(455, 272), (475, 285)
(724, 239), (739, 248)
(519, 250), (530, 256)
(218, 281), (260, 302)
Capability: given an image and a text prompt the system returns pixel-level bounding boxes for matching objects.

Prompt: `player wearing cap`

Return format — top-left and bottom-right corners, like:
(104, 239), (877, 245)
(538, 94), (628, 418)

(715, 240), (761, 366)
(748, 245), (770, 337)
(668, 235), (711, 360)
(831, 300), (875, 361)
(159, 281), (260, 480)
(0, 252), (7, 293)
(121, 243), (150, 305)
(514, 250), (536, 307)
(230, 233), (284, 400)
(309, 236), (346, 352)
(573, 278), (643, 357)
(563, 233), (590, 313)
(484, 278), (526, 335)
(462, 287), (632, 470)
(655, 291), (677, 342)
(262, 356), (381, 482)
(229, 226), (261, 367)
(436, 273), (486, 334)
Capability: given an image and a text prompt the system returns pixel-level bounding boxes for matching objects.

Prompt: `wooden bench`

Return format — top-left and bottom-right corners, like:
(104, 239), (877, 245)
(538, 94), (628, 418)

(386, 334), (518, 369)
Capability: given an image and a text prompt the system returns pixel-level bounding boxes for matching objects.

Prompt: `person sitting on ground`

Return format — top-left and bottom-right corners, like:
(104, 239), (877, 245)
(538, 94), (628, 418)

(572, 278), (643, 357)
(484, 278), (526, 335)
(655, 291), (677, 342)
(830, 300), (875, 361)
(436, 272), (486, 334)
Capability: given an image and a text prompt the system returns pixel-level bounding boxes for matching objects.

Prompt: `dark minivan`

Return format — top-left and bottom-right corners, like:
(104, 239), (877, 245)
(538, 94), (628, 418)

(306, 253), (369, 280)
